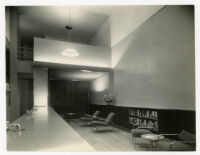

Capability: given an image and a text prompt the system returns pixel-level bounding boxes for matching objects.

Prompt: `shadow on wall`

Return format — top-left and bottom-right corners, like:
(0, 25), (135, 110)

(112, 6), (195, 110)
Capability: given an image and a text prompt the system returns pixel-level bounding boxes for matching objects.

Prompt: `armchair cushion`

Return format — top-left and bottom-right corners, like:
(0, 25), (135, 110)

(80, 117), (93, 121)
(91, 121), (108, 126)
(80, 111), (100, 121)
(179, 130), (195, 142)
(158, 140), (195, 151)
(157, 130), (196, 151)
(91, 112), (115, 129)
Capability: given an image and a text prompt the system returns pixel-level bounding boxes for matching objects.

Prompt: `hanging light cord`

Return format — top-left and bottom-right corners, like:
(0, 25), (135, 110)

(69, 5), (71, 27)
(66, 5), (72, 41)
(62, 5), (79, 57)
(69, 5), (71, 41)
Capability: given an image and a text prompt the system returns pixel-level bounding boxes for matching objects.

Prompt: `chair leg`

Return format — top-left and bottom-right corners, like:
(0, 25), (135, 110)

(132, 136), (134, 144)
(132, 136), (138, 150)
(110, 126), (113, 130)
(134, 137), (137, 150)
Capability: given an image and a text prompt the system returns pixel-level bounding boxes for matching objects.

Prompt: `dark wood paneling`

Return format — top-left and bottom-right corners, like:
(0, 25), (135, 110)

(89, 104), (196, 134)
(51, 81), (66, 105)
(50, 80), (90, 114)
(52, 105), (79, 114)
(158, 109), (195, 134)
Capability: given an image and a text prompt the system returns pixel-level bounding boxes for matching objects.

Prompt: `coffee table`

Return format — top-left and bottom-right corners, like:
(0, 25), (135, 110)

(141, 134), (164, 150)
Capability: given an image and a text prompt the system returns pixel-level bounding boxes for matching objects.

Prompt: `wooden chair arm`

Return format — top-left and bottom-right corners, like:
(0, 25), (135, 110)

(97, 118), (105, 121)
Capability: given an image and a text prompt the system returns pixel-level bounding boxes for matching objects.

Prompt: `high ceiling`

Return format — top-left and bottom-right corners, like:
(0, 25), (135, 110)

(17, 6), (117, 46)
(14, 5), (163, 81)
(16, 5), (164, 47)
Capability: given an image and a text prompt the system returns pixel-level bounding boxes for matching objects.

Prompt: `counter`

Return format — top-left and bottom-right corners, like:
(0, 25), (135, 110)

(7, 107), (95, 151)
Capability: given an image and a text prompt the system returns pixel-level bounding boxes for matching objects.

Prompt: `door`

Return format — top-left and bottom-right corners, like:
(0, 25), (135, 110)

(19, 78), (33, 116)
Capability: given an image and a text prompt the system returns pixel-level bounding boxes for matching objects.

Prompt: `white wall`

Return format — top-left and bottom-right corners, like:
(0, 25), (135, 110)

(112, 6), (195, 110)
(33, 68), (48, 107)
(76, 6), (195, 110)
(34, 37), (111, 68)
(89, 6), (163, 48)
(110, 6), (164, 47)
(90, 73), (111, 105)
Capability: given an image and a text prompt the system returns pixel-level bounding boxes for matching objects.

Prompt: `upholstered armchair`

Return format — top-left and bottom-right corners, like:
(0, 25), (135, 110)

(91, 112), (115, 131)
(80, 110), (100, 122)
(157, 130), (196, 151)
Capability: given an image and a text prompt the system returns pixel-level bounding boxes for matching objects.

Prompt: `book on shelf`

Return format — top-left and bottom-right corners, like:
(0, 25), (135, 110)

(129, 116), (133, 124)
(154, 122), (158, 130)
(146, 110), (149, 117)
(152, 111), (154, 118)
(143, 119), (147, 126)
(155, 111), (158, 118)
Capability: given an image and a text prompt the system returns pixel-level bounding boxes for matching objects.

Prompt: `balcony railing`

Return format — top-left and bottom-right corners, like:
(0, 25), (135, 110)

(18, 47), (33, 61)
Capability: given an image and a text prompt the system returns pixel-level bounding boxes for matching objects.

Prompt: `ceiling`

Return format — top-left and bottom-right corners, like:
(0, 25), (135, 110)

(49, 69), (106, 81)
(16, 5), (164, 47)
(14, 5), (163, 81)
(17, 6), (117, 46)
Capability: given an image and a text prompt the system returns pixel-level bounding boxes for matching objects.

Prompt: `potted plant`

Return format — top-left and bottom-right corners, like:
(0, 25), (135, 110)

(104, 93), (113, 105)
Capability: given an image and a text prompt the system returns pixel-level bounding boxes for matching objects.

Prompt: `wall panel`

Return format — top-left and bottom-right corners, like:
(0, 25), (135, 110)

(50, 80), (90, 114)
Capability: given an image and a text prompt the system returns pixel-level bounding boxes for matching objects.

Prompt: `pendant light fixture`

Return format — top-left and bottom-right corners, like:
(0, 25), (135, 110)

(61, 5), (79, 57)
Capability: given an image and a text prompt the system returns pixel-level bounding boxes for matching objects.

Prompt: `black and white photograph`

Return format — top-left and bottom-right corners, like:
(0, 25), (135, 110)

(0, 0), (199, 153)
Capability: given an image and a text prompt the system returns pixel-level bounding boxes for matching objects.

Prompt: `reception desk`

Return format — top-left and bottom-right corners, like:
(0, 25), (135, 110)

(7, 107), (95, 151)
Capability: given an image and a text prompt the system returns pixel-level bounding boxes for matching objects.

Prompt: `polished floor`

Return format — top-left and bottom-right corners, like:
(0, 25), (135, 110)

(67, 119), (149, 151)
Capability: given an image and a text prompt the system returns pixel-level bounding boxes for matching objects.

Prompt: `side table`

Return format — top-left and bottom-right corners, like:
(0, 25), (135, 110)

(141, 133), (164, 151)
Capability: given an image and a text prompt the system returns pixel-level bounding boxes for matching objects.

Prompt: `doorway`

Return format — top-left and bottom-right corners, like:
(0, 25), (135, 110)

(18, 73), (33, 116)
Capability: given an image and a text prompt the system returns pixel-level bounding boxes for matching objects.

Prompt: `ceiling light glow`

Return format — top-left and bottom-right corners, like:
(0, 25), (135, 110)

(82, 70), (92, 72)
(61, 49), (79, 57)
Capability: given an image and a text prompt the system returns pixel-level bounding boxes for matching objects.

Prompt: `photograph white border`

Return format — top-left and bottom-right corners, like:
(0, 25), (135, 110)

(0, 0), (199, 155)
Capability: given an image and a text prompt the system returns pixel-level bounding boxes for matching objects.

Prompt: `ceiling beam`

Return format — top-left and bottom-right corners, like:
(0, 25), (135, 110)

(33, 61), (112, 72)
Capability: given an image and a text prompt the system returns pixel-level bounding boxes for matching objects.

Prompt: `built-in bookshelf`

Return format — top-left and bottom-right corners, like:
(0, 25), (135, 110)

(89, 104), (195, 134)
(129, 108), (158, 131)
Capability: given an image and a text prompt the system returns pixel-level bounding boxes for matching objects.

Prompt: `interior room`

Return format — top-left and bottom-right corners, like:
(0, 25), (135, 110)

(5, 5), (195, 151)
